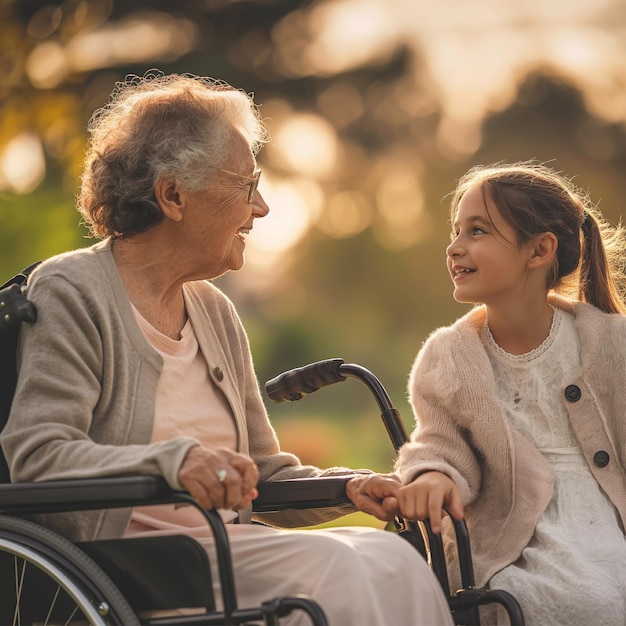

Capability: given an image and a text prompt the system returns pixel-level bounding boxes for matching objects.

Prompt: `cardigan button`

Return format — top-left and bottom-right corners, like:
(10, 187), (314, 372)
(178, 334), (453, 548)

(213, 367), (224, 382)
(564, 385), (581, 402)
(593, 451), (610, 468)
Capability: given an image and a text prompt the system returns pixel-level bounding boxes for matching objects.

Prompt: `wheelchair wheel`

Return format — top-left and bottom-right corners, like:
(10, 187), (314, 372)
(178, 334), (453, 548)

(0, 514), (139, 625)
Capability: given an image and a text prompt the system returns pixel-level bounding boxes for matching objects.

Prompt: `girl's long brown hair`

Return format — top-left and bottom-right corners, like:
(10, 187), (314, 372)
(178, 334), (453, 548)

(450, 161), (626, 314)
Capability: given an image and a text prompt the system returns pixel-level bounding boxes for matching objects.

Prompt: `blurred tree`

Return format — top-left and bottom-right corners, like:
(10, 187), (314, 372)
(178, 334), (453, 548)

(1, 0), (624, 470)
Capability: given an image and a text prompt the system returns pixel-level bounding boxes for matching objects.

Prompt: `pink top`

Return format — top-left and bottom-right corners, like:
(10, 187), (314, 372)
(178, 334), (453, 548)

(125, 305), (239, 534)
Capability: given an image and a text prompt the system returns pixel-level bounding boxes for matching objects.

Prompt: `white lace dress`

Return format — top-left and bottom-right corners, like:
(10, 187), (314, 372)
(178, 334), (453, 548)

(481, 308), (626, 626)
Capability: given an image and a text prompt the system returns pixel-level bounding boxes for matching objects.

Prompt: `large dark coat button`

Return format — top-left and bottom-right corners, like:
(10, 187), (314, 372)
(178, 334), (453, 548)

(593, 451), (610, 467)
(213, 366), (224, 382)
(564, 385), (581, 402)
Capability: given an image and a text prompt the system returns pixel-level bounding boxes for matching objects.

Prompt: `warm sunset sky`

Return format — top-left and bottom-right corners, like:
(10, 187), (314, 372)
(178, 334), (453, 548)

(4, 0), (624, 274)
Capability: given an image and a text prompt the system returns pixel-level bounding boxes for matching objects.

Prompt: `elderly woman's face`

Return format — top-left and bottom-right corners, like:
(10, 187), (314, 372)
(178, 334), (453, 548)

(181, 136), (269, 278)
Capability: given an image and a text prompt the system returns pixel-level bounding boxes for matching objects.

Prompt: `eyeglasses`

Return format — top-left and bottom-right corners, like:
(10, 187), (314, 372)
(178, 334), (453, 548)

(208, 166), (261, 203)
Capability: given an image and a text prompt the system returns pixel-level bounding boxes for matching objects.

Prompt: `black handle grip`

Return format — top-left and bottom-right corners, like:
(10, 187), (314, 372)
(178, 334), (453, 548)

(0, 284), (37, 332)
(265, 358), (347, 402)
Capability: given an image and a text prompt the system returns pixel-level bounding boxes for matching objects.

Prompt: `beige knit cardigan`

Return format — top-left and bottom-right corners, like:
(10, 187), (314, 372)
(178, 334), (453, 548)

(2, 240), (356, 542)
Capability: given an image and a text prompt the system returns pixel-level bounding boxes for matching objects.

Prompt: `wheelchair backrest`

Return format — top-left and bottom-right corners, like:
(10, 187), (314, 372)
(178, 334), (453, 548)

(0, 263), (40, 483)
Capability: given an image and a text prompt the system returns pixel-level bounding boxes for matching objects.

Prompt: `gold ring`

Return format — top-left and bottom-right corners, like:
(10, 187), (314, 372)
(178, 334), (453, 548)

(216, 469), (227, 483)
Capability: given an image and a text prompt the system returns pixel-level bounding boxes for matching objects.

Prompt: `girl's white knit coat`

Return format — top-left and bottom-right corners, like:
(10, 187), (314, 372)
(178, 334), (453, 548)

(396, 295), (626, 589)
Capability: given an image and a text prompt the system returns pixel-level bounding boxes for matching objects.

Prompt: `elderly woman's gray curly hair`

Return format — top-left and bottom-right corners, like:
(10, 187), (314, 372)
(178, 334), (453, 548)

(78, 71), (270, 239)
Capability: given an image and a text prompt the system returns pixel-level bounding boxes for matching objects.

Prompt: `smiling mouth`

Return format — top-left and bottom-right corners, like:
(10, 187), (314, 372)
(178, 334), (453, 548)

(235, 227), (250, 241)
(453, 268), (475, 279)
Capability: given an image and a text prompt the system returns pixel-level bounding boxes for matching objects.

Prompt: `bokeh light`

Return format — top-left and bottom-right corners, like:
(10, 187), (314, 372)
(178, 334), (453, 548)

(246, 174), (324, 269)
(0, 133), (45, 194)
(273, 113), (339, 178)
(26, 12), (197, 89)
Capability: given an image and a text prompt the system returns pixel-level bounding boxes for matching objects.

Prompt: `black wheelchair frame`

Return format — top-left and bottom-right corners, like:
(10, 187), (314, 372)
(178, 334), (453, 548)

(0, 265), (524, 625)
(263, 358), (525, 626)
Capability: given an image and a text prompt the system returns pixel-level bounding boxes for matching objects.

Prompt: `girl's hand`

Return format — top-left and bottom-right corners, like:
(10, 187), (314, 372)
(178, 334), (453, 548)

(346, 473), (402, 521)
(398, 471), (464, 533)
(178, 446), (259, 511)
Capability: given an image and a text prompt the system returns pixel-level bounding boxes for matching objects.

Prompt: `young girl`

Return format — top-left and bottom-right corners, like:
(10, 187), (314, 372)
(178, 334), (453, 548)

(396, 161), (626, 625)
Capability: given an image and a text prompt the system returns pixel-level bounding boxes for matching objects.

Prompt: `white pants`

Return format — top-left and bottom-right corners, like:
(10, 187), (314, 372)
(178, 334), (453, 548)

(134, 521), (454, 625)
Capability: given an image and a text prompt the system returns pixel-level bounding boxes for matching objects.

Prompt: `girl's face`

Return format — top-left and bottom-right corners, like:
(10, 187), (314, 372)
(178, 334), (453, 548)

(446, 185), (532, 308)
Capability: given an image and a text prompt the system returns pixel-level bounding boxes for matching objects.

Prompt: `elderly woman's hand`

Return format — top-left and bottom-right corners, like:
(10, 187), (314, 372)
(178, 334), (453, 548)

(178, 446), (260, 511)
(345, 473), (402, 522)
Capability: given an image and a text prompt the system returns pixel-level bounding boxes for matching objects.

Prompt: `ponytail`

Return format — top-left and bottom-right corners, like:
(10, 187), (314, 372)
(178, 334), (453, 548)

(579, 209), (626, 314)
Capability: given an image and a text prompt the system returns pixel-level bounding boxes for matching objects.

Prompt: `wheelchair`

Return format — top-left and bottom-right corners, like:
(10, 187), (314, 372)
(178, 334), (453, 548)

(0, 264), (524, 625)
(262, 359), (525, 626)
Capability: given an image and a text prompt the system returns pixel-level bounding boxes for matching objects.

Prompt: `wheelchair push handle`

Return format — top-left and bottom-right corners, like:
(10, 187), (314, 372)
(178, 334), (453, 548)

(266, 358), (409, 452)
(0, 284), (37, 331)
(265, 358), (347, 402)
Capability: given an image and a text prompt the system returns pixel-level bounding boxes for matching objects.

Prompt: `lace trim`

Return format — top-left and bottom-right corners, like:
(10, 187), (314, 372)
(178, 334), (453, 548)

(483, 306), (562, 363)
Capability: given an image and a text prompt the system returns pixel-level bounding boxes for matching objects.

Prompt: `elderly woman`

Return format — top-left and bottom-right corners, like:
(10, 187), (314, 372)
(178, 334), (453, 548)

(1, 72), (453, 625)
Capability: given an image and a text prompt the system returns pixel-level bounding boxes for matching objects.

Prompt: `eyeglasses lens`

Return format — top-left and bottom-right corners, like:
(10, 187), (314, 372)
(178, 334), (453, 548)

(248, 170), (261, 202)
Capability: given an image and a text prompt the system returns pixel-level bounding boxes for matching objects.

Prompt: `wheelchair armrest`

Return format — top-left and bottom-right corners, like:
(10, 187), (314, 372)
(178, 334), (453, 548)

(0, 475), (180, 515)
(254, 476), (352, 513)
(0, 475), (246, 619)
(0, 475), (354, 515)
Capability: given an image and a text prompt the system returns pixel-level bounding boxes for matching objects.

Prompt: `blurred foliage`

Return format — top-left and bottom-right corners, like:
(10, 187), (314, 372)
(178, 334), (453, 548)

(1, 0), (624, 475)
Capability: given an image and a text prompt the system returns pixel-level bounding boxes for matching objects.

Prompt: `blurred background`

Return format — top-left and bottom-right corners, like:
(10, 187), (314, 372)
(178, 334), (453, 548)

(1, 0), (624, 485)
